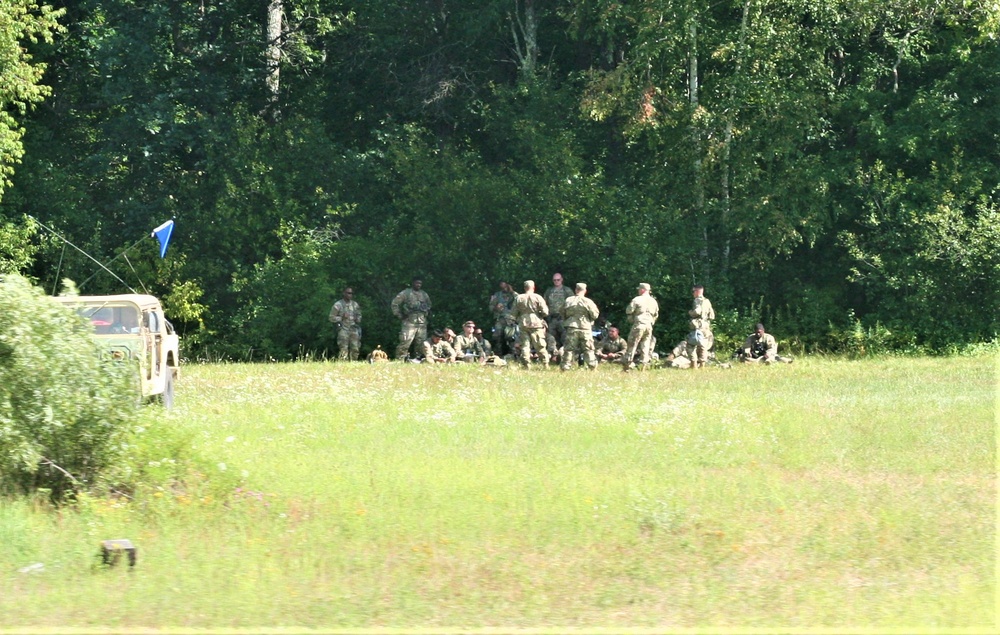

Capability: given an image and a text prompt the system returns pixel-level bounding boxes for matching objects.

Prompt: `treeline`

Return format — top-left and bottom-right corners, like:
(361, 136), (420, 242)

(1, 0), (998, 358)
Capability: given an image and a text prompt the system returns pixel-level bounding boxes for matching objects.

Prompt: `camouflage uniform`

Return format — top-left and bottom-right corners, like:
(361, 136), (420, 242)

(559, 288), (600, 370)
(686, 294), (715, 367)
(453, 333), (488, 363)
(511, 287), (550, 366)
(474, 333), (494, 357)
(543, 284), (573, 347)
(742, 331), (777, 363)
(596, 333), (628, 363)
(489, 288), (516, 356)
(391, 287), (432, 359)
(623, 287), (659, 369)
(328, 297), (362, 361)
(422, 337), (456, 363)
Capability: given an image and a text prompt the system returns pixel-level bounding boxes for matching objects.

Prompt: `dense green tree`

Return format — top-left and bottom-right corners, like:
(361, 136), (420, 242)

(0, 0), (63, 199)
(0, 0), (996, 357)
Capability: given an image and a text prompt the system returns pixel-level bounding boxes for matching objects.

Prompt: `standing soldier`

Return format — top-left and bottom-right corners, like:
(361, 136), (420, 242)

(391, 277), (432, 360)
(544, 273), (573, 352)
(328, 287), (362, 361)
(686, 284), (715, 369)
(511, 279), (550, 367)
(560, 283), (600, 371)
(488, 280), (516, 357)
(622, 282), (659, 371)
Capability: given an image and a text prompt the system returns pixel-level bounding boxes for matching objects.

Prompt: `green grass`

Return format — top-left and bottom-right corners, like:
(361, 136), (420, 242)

(0, 355), (995, 631)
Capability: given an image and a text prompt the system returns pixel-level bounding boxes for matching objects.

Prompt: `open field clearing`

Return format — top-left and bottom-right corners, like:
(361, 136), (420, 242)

(0, 355), (995, 631)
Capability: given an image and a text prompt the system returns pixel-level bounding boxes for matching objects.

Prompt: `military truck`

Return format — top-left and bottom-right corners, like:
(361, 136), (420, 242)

(54, 294), (180, 407)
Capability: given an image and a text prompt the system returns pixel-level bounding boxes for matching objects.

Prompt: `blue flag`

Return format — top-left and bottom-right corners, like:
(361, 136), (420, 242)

(151, 220), (174, 258)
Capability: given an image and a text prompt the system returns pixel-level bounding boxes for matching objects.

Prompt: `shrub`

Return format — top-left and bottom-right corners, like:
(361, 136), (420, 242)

(0, 275), (138, 500)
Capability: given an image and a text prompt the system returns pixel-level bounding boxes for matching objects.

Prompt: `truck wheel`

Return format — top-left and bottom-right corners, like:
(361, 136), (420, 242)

(160, 367), (176, 409)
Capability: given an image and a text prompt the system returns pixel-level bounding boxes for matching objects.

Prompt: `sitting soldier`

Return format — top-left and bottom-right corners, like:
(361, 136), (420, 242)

(665, 339), (729, 369)
(453, 321), (488, 363)
(473, 327), (493, 357)
(739, 323), (792, 364)
(595, 325), (628, 363)
(423, 330), (457, 363)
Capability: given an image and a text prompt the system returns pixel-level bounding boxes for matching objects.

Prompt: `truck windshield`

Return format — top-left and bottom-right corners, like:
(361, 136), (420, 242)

(76, 304), (140, 334)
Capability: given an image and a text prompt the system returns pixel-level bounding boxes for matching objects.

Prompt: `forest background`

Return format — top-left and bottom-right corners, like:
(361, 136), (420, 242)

(0, 0), (998, 359)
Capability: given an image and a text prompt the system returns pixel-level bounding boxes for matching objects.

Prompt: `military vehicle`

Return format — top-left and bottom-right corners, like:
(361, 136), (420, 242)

(54, 294), (180, 407)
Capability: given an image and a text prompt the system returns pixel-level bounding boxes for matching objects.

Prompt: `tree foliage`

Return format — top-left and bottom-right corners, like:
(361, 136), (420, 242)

(0, 275), (137, 500)
(0, 0), (63, 198)
(0, 0), (996, 357)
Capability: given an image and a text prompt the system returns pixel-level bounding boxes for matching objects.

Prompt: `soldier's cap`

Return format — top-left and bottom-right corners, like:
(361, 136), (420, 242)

(463, 320), (475, 328)
(576, 282), (587, 292)
(524, 280), (535, 290)
(432, 330), (443, 338)
(638, 282), (651, 291)
(755, 323), (765, 331)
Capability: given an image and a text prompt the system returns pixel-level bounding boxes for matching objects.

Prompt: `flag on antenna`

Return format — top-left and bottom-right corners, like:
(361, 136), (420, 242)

(151, 220), (174, 258)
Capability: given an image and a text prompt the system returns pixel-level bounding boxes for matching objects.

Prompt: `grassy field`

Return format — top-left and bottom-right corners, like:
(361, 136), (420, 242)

(0, 354), (995, 632)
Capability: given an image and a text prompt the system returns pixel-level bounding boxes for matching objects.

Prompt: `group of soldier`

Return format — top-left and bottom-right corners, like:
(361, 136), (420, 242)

(328, 274), (790, 369)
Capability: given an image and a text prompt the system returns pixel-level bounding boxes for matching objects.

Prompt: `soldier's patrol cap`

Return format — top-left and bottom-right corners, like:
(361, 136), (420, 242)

(432, 330), (444, 338)
(638, 282), (651, 291)
(463, 320), (475, 327)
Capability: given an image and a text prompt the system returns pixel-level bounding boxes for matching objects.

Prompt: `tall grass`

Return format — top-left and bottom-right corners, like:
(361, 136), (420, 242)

(0, 355), (995, 630)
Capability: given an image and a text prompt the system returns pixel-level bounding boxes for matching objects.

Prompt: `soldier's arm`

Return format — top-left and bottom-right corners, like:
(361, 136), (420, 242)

(329, 302), (341, 324)
(766, 335), (778, 359)
(355, 303), (362, 324)
(391, 292), (404, 318)
(538, 296), (549, 318)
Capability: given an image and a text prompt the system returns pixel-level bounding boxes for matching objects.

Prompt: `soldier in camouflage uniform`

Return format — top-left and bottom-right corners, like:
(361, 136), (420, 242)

(739, 323), (791, 363)
(544, 273), (573, 351)
(473, 327), (493, 357)
(596, 326), (627, 363)
(686, 284), (715, 369)
(623, 283), (659, 371)
(489, 280), (516, 357)
(560, 283), (600, 371)
(453, 320), (488, 363)
(328, 287), (362, 361)
(511, 279), (550, 366)
(422, 330), (457, 363)
(391, 277), (432, 360)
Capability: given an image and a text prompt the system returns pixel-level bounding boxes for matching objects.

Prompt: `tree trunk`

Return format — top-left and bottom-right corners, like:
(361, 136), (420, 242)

(511, 0), (538, 79)
(265, 0), (282, 120)
(688, 14), (707, 284)
(719, 0), (751, 281)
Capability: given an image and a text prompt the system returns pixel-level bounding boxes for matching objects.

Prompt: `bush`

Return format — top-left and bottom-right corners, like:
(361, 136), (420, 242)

(0, 275), (138, 500)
